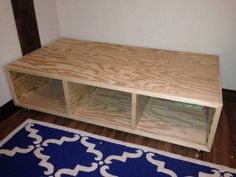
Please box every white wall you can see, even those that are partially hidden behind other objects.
[34,0,60,46]
[57,0,236,90]
[0,0,60,106]
[0,0,22,107]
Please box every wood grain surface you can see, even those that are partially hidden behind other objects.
[137,98,208,145]
[7,38,222,107]
[9,72,47,101]
[9,71,66,113]
[131,94,149,128]
[68,82,95,113]
[73,87,132,128]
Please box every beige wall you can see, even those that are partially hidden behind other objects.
[34,0,60,46]
[0,0,60,106]
[57,0,236,90]
[0,0,22,106]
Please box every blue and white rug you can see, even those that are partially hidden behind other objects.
[0,119,235,177]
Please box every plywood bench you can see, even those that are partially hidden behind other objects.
[6,38,223,151]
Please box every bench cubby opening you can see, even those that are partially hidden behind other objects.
[9,71,67,113]
[136,96,215,145]
[67,82,132,128]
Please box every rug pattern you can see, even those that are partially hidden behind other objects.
[0,120,235,177]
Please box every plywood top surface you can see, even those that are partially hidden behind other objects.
[7,38,222,107]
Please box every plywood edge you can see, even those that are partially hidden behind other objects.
[62,81,72,114]
[133,129,209,152]
[131,94,149,128]
[217,57,223,104]
[15,102,69,118]
[206,105,223,151]
[69,114,209,151]
[70,114,208,151]
[71,113,131,129]
[206,108,216,143]
[131,94,137,129]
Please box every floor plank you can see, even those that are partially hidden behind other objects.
[0,99,235,168]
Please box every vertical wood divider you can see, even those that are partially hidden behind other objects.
[206,105,223,151]
[131,93,149,129]
[206,108,215,143]
[131,93,137,129]
[62,80,72,115]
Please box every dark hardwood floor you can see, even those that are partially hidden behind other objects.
[0,99,235,168]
